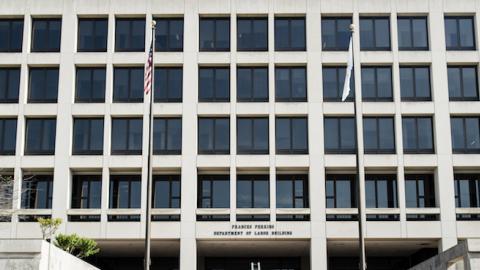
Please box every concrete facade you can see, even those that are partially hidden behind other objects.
[0,0,479,269]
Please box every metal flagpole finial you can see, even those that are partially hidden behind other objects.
[349,24,355,33]
[152,20,156,29]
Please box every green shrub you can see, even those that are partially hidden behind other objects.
[54,233,100,259]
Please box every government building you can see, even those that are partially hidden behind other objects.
[0,0,479,269]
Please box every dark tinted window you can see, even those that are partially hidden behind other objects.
[199,67,230,102]
[0,118,17,155]
[72,118,104,155]
[237,18,268,51]
[323,66,354,102]
[75,67,106,103]
[360,17,390,50]
[237,67,268,102]
[365,175,397,208]
[28,68,59,103]
[445,16,475,50]
[198,175,230,208]
[199,18,230,51]
[447,66,478,101]
[363,117,395,154]
[402,117,434,154]
[276,117,308,154]
[153,118,182,154]
[155,18,183,51]
[454,174,480,208]
[78,18,108,52]
[275,17,306,51]
[397,17,428,50]
[400,66,431,101]
[326,175,356,208]
[237,175,269,208]
[275,67,307,102]
[31,18,61,52]
[153,175,180,208]
[0,19,23,52]
[113,67,144,102]
[71,175,102,209]
[237,118,269,154]
[155,67,182,102]
[405,174,435,208]
[451,117,480,153]
[324,117,356,154]
[0,68,20,103]
[361,66,392,101]
[111,118,143,155]
[321,17,352,51]
[276,174,308,208]
[25,118,56,155]
[198,118,229,154]
[21,175,53,209]
[109,175,141,208]
[115,18,145,52]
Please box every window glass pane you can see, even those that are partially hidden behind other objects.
[275,19,289,49]
[365,180,376,207]
[465,118,480,150]
[90,119,104,151]
[129,68,144,100]
[459,180,471,207]
[215,68,230,100]
[154,181,170,208]
[199,19,214,50]
[374,18,390,48]
[253,19,267,49]
[360,19,374,49]
[275,68,290,99]
[237,68,251,100]
[254,118,268,151]
[170,20,184,50]
[48,20,61,51]
[445,19,458,48]
[323,68,338,99]
[341,118,355,150]
[361,68,375,99]
[237,119,251,151]
[32,20,47,51]
[2,119,17,153]
[130,180,141,208]
[462,67,478,98]
[377,180,388,207]
[363,119,377,150]
[43,120,56,153]
[459,18,474,48]
[276,180,292,208]
[0,21,9,51]
[111,119,127,152]
[291,19,305,49]
[276,118,290,151]
[448,67,461,98]
[405,180,417,207]
[412,18,428,48]
[45,69,59,101]
[400,67,414,98]
[379,118,394,150]
[255,179,269,208]
[336,180,351,208]
[29,69,45,101]
[131,20,145,51]
[214,119,229,151]
[11,21,23,51]
[253,68,268,100]
[94,20,108,50]
[212,180,229,208]
[169,68,183,100]
[198,119,213,152]
[415,67,431,98]
[336,19,351,49]
[129,119,143,152]
[199,69,213,100]
[417,118,433,150]
[237,19,251,50]
[451,118,465,150]
[402,118,417,151]
[292,118,307,151]
[90,179,102,208]
[377,67,392,98]
[168,119,182,152]
[78,20,93,50]
[92,68,106,101]
[26,120,42,153]
[237,180,251,208]
[73,119,88,152]
[324,118,339,150]
[114,68,129,101]
[291,68,306,99]
[215,19,230,50]
[397,19,411,48]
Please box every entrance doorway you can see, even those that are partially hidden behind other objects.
[205,257,301,270]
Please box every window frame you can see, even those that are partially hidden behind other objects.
[154,67,183,103]
[75,67,106,103]
[359,16,391,51]
[24,118,56,155]
[321,17,352,51]
[324,117,357,154]
[275,66,307,102]
[237,117,269,155]
[110,118,143,155]
[72,118,104,155]
[451,117,480,154]
[365,174,398,208]
[454,174,480,208]
[0,67,20,103]
[404,174,436,208]
[31,18,62,52]
[197,175,230,208]
[0,118,17,155]
[71,175,102,209]
[274,17,306,51]
[400,65,432,101]
[397,16,429,51]
[154,17,184,52]
[197,117,230,155]
[236,66,269,102]
[114,18,146,52]
[77,18,108,52]
[322,66,354,102]
[21,175,53,209]
[447,66,479,101]
[153,117,182,155]
[113,67,144,103]
[28,67,59,103]
[276,174,309,208]
[325,174,357,208]
[361,66,393,102]
[402,116,435,154]
[236,17,268,52]
[363,117,396,154]
[199,17,230,52]
[198,67,230,102]
[0,18,24,52]
[152,175,181,208]
[445,16,476,51]
[236,175,270,208]
[275,117,309,155]
[109,175,141,209]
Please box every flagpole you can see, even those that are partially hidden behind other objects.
[350,24,366,270]
[144,20,156,270]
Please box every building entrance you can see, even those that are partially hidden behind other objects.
[205,257,301,270]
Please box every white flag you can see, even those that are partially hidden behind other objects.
[342,36,353,102]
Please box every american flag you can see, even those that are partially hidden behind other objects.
[144,43,153,94]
